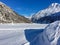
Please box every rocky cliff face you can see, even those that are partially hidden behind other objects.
[0,2,31,23]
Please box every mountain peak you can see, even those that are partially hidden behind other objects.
[52,3,59,6]
[0,2,31,23]
[49,3,60,8]
[31,3,60,23]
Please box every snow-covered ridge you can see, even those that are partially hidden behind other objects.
[45,21,60,45]
[32,3,60,20]
[30,21,60,45]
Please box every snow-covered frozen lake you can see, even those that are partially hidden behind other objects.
[0,23,48,45]
[0,23,48,30]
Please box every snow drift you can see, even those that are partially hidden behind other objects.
[30,21,60,45]
[0,24,47,45]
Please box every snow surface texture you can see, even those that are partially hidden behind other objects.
[0,30,27,45]
[30,21,60,45]
[0,23,47,45]
[0,21,60,45]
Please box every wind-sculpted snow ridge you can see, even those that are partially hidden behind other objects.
[30,21,60,45]
[45,21,60,45]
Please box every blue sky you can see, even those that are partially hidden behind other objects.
[0,0,60,17]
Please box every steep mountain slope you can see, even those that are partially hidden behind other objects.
[30,21,60,45]
[0,2,31,23]
[32,12,60,23]
[31,3,60,23]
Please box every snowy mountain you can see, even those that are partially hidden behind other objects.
[30,21,60,45]
[31,3,60,23]
[32,12,60,23]
[0,2,31,23]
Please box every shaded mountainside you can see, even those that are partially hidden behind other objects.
[32,12,60,23]
[0,2,31,23]
[31,3,60,23]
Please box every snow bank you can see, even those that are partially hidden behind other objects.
[0,23,47,45]
[30,21,60,45]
